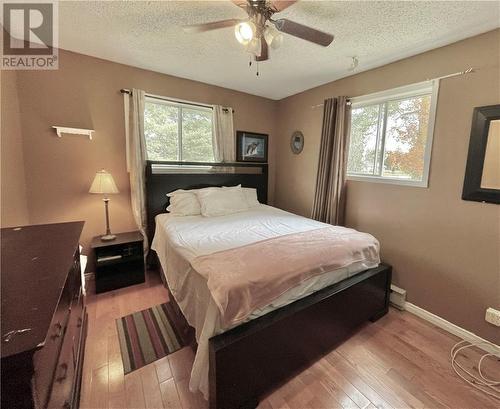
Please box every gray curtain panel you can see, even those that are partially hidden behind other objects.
[311,96,351,225]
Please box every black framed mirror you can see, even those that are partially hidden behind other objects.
[462,104,500,204]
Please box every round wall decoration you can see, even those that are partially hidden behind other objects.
[290,131,304,154]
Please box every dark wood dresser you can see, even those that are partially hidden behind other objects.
[1,222,87,409]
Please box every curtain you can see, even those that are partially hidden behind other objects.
[123,88,148,251]
[311,96,351,225]
[212,105,235,162]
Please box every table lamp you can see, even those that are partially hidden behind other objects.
[89,169,119,241]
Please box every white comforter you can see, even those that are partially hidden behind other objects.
[151,205,379,398]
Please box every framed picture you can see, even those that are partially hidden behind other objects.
[290,131,304,154]
[236,131,268,163]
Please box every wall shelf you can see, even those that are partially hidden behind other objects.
[52,126,95,140]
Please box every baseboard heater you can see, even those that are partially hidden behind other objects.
[390,284,407,310]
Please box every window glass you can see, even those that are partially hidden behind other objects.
[181,107,214,162]
[347,84,435,187]
[348,104,381,175]
[383,95,431,180]
[144,99,214,162]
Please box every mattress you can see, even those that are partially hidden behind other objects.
[151,204,380,398]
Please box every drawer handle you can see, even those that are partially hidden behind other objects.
[52,322,64,339]
[97,255,122,263]
[56,362,69,382]
[77,317,83,328]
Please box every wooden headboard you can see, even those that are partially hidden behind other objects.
[145,160,268,241]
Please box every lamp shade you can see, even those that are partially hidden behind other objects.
[89,170,119,194]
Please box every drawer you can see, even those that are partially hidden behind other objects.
[46,287,85,409]
[68,287,84,367]
[71,309,87,409]
[96,260,145,293]
[33,276,73,408]
[93,236,144,294]
[47,328,76,409]
[69,251,82,301]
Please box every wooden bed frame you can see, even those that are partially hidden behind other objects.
[145,160,392,409]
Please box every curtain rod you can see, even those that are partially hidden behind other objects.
[310,67,475,110]
[311,100,351,110]
[120,89,234,113]
[426,67,474,81]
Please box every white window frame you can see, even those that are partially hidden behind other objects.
[346,80,439,188]
[144,96,214,162]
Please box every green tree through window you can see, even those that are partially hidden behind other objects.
[347,86,434,186]
[144,98,214,162]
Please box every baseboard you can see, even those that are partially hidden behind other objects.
[404,302,499,354]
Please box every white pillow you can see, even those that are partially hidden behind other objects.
[197,188,249,217]
[167,187,217,197]
[166,192,200,216]
[242,187,260,207]
[223,185,260,207]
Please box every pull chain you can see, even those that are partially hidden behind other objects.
[248,56,260,77]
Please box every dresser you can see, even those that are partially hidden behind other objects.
[1,222,87,409]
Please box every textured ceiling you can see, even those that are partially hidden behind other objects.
[57,1,500,100]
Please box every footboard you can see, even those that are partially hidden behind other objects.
[208,263,392,409]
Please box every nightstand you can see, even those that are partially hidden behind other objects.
[91,231,145,293]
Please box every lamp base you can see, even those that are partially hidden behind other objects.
[100,234,116,241]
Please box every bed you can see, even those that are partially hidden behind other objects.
[146,161,392,409]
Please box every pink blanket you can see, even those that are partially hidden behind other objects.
[190,226,380,328]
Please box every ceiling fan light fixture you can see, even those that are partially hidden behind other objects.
[187,1,335,64]
[264,25,283,49]
[235,21,255,45]
[246,37,262,57]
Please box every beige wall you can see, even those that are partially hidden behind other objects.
[2,31,498,342]
[275,30,500,342]
[1,70,29,227]
[3,49,277,255]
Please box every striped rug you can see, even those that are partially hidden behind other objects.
[116,303,186,374]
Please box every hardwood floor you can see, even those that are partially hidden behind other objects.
[80,270,499,409]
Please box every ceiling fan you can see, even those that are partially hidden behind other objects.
[183,0,334,62]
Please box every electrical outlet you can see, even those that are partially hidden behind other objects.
[485,307,500,326]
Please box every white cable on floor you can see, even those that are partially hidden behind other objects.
[450,339,500,400]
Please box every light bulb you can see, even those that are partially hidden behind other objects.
[270,32,283,49]
[246,37,261,57]
[235,21,255,45]
[264,26,283,49]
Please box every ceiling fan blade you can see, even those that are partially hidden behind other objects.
[274,18,334,46]
[255,39,269,61]
[183,19,241,33]
[270,1,298,12]
[231,0,248,8]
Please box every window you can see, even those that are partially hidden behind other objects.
[144,97,215,162]
[347,81,438,187]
